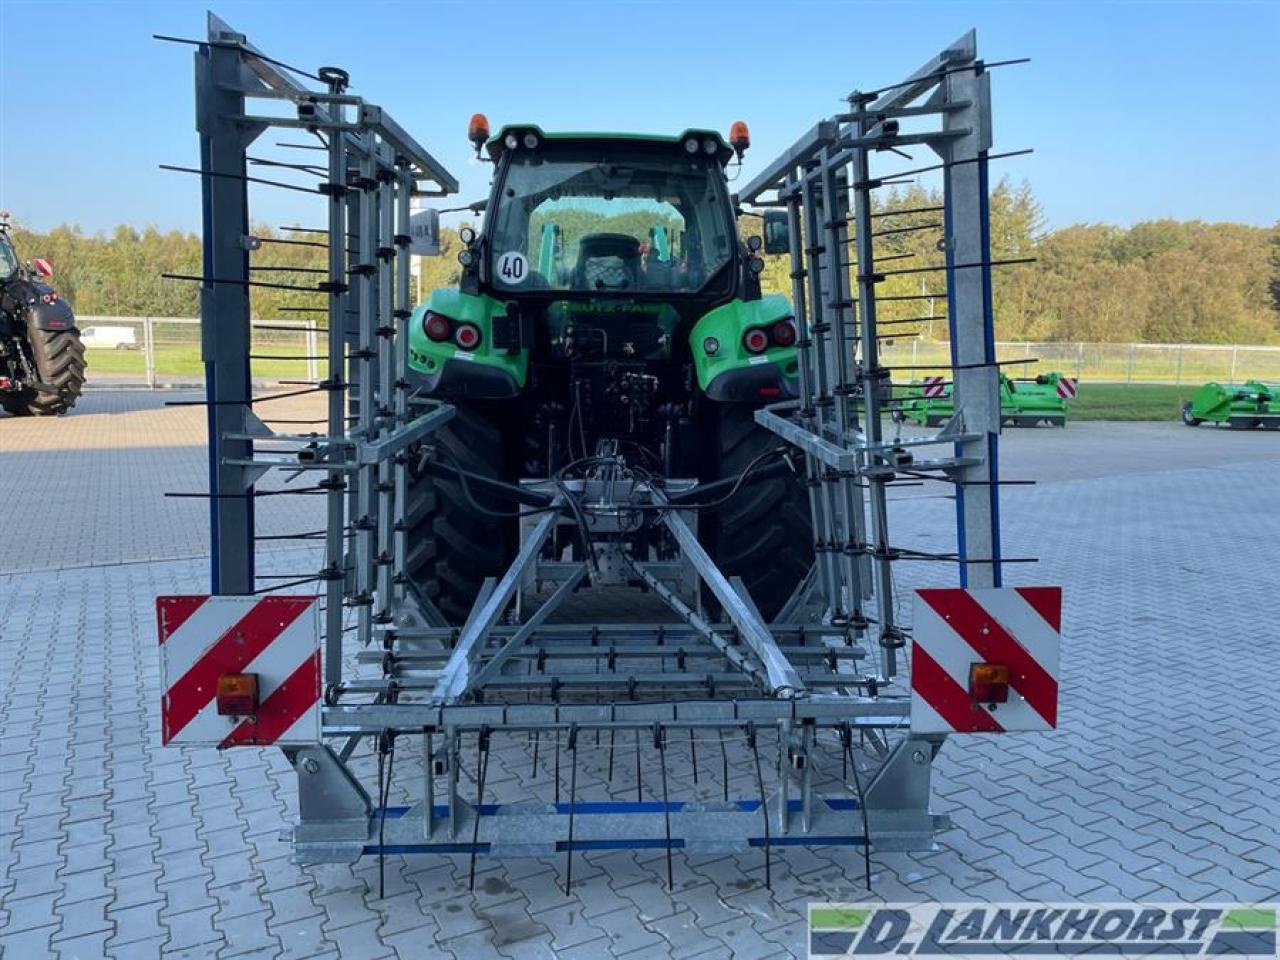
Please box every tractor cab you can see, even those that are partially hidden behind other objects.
[408,124,796,409]
[476,126,742,301]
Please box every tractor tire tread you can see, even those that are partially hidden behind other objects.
[704,405,812,621]
[4,328,86,416]
[404,406,515,623]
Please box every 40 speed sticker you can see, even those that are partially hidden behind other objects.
[497,251,528,284]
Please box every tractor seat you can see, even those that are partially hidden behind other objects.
[575,233,640,290]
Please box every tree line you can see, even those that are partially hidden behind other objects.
[10,180,1279,345]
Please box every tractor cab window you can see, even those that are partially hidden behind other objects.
[0,237,18,282]
[488,149,733,295]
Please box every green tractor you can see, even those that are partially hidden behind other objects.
[896,371,1076,428]
[1181,380,1279,429]
[404,123,810,623]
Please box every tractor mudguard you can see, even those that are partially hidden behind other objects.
[703,361,799,402]
[690,295,799,401]
[28,292,76,331]
[407,290,529,397]
[417,356,520,398]
[1,279,76,331]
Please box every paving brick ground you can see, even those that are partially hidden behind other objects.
[2,394,1278,958]
[0,391,324,575]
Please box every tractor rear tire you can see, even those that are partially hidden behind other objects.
[702,404,813,622]
[2,328,86,416]
[403,405,518,624]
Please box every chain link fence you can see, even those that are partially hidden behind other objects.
[74,316,1280,389]
[876,339,1280,384]
[76,316,321,388]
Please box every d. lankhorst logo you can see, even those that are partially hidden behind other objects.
[809,903,1278,959]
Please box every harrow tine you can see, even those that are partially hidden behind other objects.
[467,726,492,892]
[553,728,561,805]
[689,728,699,788]
[564,724,579,895]
[634,730,643,803]
[842,723,873,891]
[746,723,771,891]
[720,730,730,803]
[655,724,674,891]
[376,731,396,899]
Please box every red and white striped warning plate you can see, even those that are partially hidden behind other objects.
[922,376,947,398]
[1056,377,1078,399]
[910,587,1061,734]
[32,258,53,278]
[157,595,321,747]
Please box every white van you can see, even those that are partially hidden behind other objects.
[79,325,139,350]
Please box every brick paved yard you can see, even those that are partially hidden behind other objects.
[2,393,1278,958]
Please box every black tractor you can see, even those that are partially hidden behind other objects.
[0,213,85,416]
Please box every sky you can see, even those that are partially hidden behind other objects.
[1,0,1277,237]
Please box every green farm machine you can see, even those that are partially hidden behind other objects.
[896,371,1078,427]
[1181,380,1279,429]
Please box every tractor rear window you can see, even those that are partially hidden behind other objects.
[488,150,734,295]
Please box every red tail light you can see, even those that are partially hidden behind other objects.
[743,328,769,354]
[771,319,797,347]
[455,322,482,350]
[969,663,1010,704]
[424,311,452,342]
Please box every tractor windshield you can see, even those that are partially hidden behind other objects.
[488,149,734,295]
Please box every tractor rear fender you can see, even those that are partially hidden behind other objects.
[10,282,76,331]
[407,289,528,398]
[690,294,799,401]
[28,296,76,331]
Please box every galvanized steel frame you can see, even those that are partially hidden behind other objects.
[188,19,1002,879]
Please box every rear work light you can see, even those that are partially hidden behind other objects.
[424,311,452,342]
[455,322,482,350]
[969,662,1010,704]
[771,319,797,347]
[216,673,258,716]
[743,327,769,354]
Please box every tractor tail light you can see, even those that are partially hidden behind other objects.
[216,673,258,716]
[455,323,481,350]
[969,663,1010,704]
[743,328,769,354]
[771,319,797,347]
[424,311,452,342]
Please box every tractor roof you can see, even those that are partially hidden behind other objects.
[487,125,734,164]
